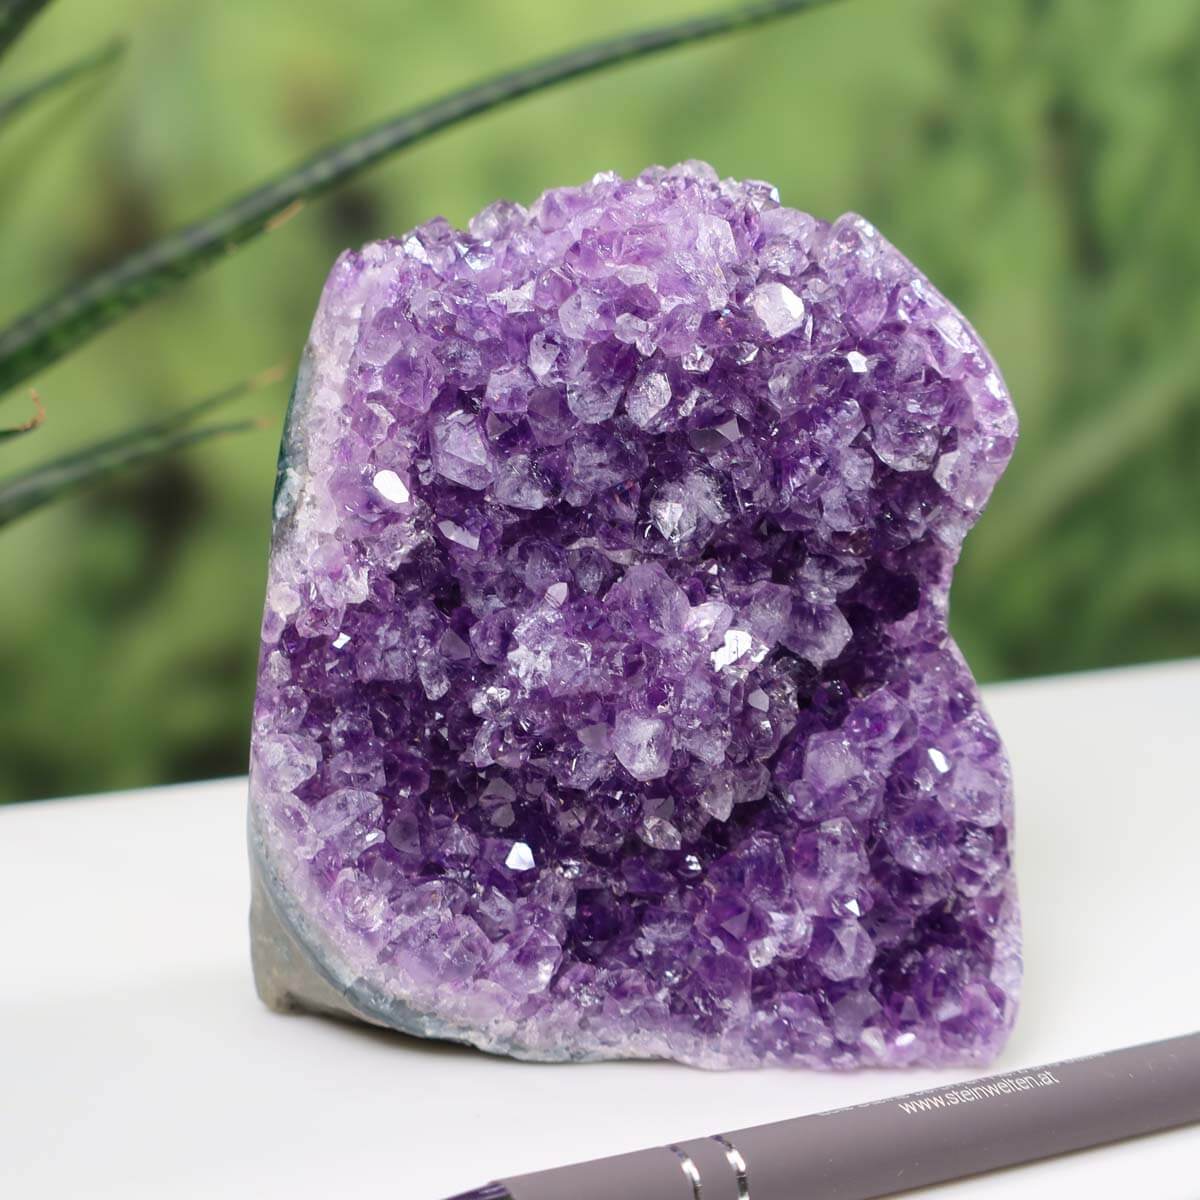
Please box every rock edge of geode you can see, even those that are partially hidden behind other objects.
[250,817,596,1062]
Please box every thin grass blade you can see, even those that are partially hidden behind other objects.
[0,418,260,526]
[0,365,283,526]
[0,0,836,395]
[0,37,123,128]
[0,82,101,218]
[0,0,53,64]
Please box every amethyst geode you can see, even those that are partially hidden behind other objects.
[248,162,1020,1069]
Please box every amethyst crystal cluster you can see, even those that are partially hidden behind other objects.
[249,162,1020,1069]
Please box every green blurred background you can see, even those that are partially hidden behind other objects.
[2,0,1198,804]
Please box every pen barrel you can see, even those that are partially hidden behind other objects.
[500,1032,1200,1200]
[725,1031,1200,1200]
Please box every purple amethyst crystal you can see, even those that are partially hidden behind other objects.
[248,162,1020,1069]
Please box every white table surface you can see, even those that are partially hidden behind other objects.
[2,659,1198,1199]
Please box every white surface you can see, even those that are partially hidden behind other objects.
[2,660,1198,1200]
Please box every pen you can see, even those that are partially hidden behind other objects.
[444,1030,1199,1200]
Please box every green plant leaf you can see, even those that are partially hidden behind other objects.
[0,0,836,395]
[0,389,43,440]
[0,365,283,527]
[0,0,53,64]
[0,37,123,129]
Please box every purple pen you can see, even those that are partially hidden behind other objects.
[443,1031,1199,1200]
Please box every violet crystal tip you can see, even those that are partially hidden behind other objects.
[248,161,1020,1070]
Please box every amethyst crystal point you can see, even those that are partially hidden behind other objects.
[248,162,1020,1069]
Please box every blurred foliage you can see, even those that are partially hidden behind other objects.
[1,0,1197,803]
[0,0,824,393]
[0,368,281,526]
[0,2,820,527]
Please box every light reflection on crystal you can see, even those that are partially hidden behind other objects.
[505,841,536,871]
[372,469,410,504]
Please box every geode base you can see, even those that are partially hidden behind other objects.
[250,817,570,1059]
[250,851,368,1028]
